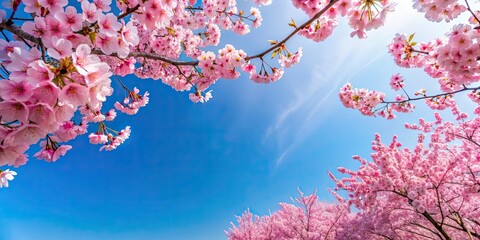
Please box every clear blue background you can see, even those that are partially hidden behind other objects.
[0,1,471,239]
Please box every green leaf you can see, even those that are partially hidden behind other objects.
[408,33,415,43]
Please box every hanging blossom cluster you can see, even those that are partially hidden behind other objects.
[292,0,396,40]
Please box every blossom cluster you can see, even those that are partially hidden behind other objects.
[0,41,138,175]
[292,0,395,40]
[338,83,385,116]
[227,191,352,240]
[328,113,480,239]
[0,0,277,186]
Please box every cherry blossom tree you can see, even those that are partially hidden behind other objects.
[226,0,480,239]
[227,115,480,239]
[328,114,480,239]
[226,191,352,240]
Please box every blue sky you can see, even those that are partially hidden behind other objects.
[0,1,469,239]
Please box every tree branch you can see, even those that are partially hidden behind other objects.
[382,86,480,105]
[117,4,141,20]
[245,0,339,61]
[0,20,41,45]
[465,0,480,26]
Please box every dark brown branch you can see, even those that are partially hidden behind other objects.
[452,133,480,148]
[95,50,199,66]
[393,190,452,240]
[465,0,480,26]
[117,4,141,20]
[1,19,199,67]
[420,211,452,240]
[399,227,437,240]
[0,20,41,45]
[245,0,339,61]
[411,222,444,239]
[1,1,340,71]
[382,86,480,105]
[0,30,10,42]
[412,49,429,55]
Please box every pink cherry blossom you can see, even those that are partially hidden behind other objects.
[0,101,29,123]
[55,6,83,32]
[0,169,17,188]
[38,0,68,14]
[82,1,102,23]
[58,83,89,107]
[0,80,33,102]
[389,73,404,91]
[34,138,72,162]
[278,48,302,68]
[5,124,45,146]
[46,37,73,60]
[98,13,122,37]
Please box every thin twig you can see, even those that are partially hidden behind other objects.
[465,0,480,25]
[382,86,480,105]
[245,0,339,61]
[117,4,141,20]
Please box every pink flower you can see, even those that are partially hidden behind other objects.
[34,140,72,162]
[253,0,271,5]
[27,60,54,85]
[95,33,119,55]
[46,37,73,60]
[45,15,67,38]
[105,109,116,121]
[98,13,122,37]
[52,145,72,161]
[55,6,83,32]
[89,133,108,144]
[0,144,28,166]
[28,102,57,131]
[114,57,136,76]
[72,44,103,76]
[389,74,405,91]
[12,154,28,168]
[21,17,47,38]
[0,80,33,102]
[32,81,60,107]
[5,124,45,146]
[38,0,67,14]
[82,1,102,23]
[58,83,89,107]
[55,102,76,122]
[121,21,139,47]
[0,169,17,188]
[23,0,41,14]
[0,39,26,60]
[114,87,149,114]
[116,126,131,143]
[0,101,29,123]
[93,0,111,12]
[278,48,302,68]
[54,121,78,141]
